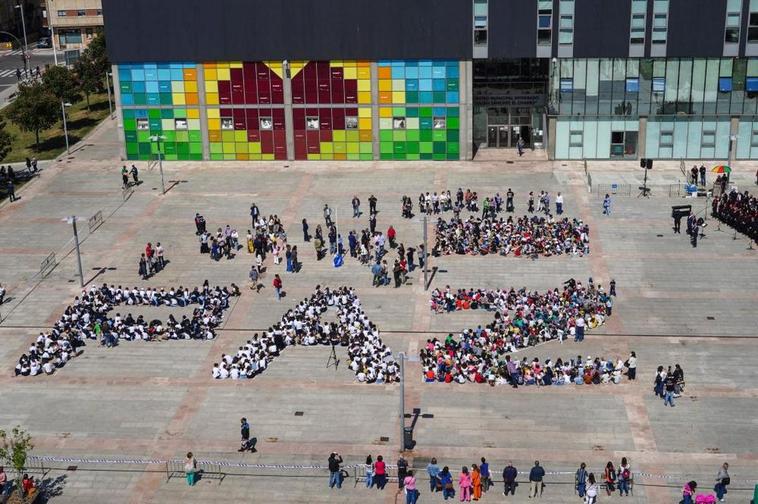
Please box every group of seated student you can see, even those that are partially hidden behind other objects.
[712,188,758,241]
[432,214,590,258]
[212,285,398,383]
[15,282,238,377]
[421,345,630,386]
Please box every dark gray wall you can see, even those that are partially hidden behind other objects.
[103,0,473,63]
[667,0,726,57]
[573,0,631,57]
[488,0,537,58]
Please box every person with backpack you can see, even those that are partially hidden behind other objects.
[480,457,491,493]
[238,417,256,452]
[617,457,631,496]
[575,462,588,498]
[426,458,440,493]
[585,473,599,504]
[439,466,454,499]
[682,481,698,504]
[714,462,730,502]
[603,461,616,495]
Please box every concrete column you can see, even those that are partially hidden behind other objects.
[283,61,295,161]
[547,117,557,160]
[371,61,380,160]
[111,64,126,161]
[460,60,473,160]
[195,64,210,161]
[638,117,647,159]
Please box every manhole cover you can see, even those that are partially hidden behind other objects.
[380,436,389,442]
[421,413,434,419]
[294,411,304,416]
[656,234,664,237]
[506,161,514,164]
[706,316,715,320]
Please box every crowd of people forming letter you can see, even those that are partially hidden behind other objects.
[422,278,619,385]
[712,188,757,241]
[15,282,238,377]
[212,286,398,383]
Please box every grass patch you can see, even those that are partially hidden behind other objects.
[0,92,112,163]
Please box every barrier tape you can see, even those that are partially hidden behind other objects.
[27,456,757,483]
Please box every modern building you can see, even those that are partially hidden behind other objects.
[103,0,758,161]
[44,0,103,52]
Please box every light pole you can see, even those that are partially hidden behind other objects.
[14,3,28,73]
[398,352,405,452]
[61,101,71,153]
[149,135,167,194]
[422,215,429,290]
[66,216,84,287]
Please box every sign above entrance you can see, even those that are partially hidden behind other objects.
[474,91,546,108]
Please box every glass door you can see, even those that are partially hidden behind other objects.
[487,125,510,147]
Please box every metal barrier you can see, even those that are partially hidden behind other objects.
[668,183,683,198]
[87,210,103,233]
[165,460,225,485]
[593,183,632,197]
[23,458,49,478]
[353,463,398,487]
[39,252,56,278]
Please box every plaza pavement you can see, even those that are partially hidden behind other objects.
[0,118,756,503]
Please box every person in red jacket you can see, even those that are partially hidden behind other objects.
[272,274,282,301]
[387,225,397,248]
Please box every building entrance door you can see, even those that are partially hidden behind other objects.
[487,125,509,148]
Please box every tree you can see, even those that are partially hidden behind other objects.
[84,33,110,76]
[0,425,34,483]
[6,81,60,148]
[74,54,101,111]
[42,65,81,104]
[0,116,13,162]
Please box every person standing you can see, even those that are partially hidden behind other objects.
[121,166,129,188]
[369,212,377,234]
[528,192,535,213]
[387,225,397,248]
[238,417,252,452]
[364,455,374,488]
[585,473,599,504]
[471,464,482,500]
[610,279,617,297]
[6,179,15,202]
[673,209,683,234]
[617,457,631,496]
[155,242,165,270]
[249,265,260,292]
[714,462,730,502]
[139,254,149,279]
[506,188,514,212]
[691,219,700,248]
[700,164,706,186]
[291,246,299,273]
[664,372,676,407]
[250,203,260,229]
[574,315,585,342]
[528,460,545,498]
[302,218,310,242]
[555,192,564,215]
[602,194,612,215]
[184,452,197,486]
[575,462,588,498]
[374,455,387,489]
[352,195,361,217]
[369,194,378,214]
[130,164,139,185]
[0,283,6,305]
[517,136,525,156]
[682,481,697,504]
[328,452,344,489]
[427,458,441,493]
[458,466,472,502]
[272,274,282,301]
[439,466,454,499]
[404,470,419,504]
[480,457,491,493]
[397,455,408,489]
[627,351,637,380]
[502,461,517,496]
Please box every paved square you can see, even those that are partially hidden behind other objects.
[0,121,756,503]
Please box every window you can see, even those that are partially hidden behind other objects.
[96,9,102,15]
[57,10,67,16]
[174,119,188,130]
[77,9,86,16]
[747,76,758,91]
[560,78,574,92]
[611,132,626,157]
[719,77,733,92]
[652,77,666,93]
[474,0,488,47]
[725,13,741,43]
[59,29,82,44]
[433,117,446,129]
[626,78,640,93]
[652,0,669,45]
[559,15,574,44]
[569,130,583,147]
[537,1,552,46]
[393,117,406,129]
[306,117,319,130]
[630,0,647,45]
[474,29,488,45]
[345,117,358,129]
[221,118,233,130]
[136,119,149,130]
[702,130,716,148]
[259,117,273,130]
[750,12,758,42]
[660,131,674,147]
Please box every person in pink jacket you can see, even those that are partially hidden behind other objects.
[458,466,472,502]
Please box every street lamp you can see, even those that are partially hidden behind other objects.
[149,135,166,194]
[65,216,84,287]
[61,101,71,153]
[14,3,28,73]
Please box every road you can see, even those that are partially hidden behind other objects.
[0,45,57,90]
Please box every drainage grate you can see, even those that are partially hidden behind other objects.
[380,436,389,442]
[421,413,434,419]
[66,465,78,471]
[656,234,664,237]
[294,411,304,416]
[506,161,514,164]
[706,316,715,320]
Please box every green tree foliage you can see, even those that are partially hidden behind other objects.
[74,33,110,111]
[6,81,60,148]
[0,425,34,482]
[0,116,13,162]
[42,64,81,104]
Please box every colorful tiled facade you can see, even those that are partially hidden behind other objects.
[116,60,463,161]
